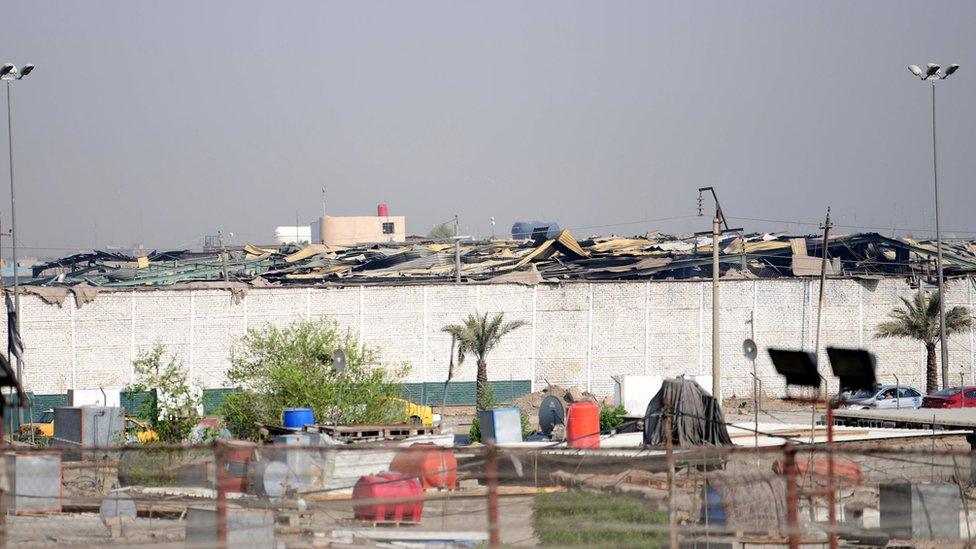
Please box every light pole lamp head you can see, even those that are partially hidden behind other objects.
[0,63,14,78]
[926,63,942,77]
[908,64,923,78]
[18,64,34,78]
[944,63,960,78]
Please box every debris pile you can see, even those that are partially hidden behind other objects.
[22,230,976,288]
[510,385,611,431]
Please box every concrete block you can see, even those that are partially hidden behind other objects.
[186,507,275,548]
[4,452,62,515]
[880,482,961,540]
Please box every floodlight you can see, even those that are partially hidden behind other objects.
[0,64,14,77]
[18,64,34,77]
[926,63,941,77]
[768,348,821,388]
[908,64,923,77]
[826,347,877,392]
[944,63,960,77]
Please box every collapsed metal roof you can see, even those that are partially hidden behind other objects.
[25,230,976,288]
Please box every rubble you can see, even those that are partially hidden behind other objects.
[509,385,612,431]
[22,229,976,290]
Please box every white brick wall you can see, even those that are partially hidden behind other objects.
[6,277,975,398]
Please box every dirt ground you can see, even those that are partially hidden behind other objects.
[4,495,539,547]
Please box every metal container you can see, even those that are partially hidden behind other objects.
[478,407,522,444]
[5,452,62,515]
[53,406,125,460]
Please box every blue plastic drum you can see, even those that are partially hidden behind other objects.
[282,408,315,429]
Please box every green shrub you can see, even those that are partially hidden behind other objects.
[533,490,667,547]
[220,320,406,439]
[600,405,627,432]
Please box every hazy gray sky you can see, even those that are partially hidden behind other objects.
[0,1,973,255]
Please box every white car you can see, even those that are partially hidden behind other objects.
[838,384,923,410]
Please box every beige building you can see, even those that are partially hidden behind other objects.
[311,215,406,246]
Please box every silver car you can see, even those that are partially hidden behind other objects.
[839,384,923,410]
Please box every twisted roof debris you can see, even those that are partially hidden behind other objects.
[24,230,976,289]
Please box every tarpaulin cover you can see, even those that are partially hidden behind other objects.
[643,378,732,446]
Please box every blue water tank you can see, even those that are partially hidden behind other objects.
[282,408,315,429]
[511,221,561,240]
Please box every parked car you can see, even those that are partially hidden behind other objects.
[837,384,923,410]
[921,386,976,408]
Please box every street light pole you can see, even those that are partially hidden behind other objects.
[908,62,958,389]
[2,63,33,409]
[930,81,950,390]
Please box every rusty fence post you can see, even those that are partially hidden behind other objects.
[784,443,799,549]
[215,440,228,548]
[664,398,678,549]
[486,444,500,547]
[826,406,837,549]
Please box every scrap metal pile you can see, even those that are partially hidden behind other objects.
[26,230,976,288]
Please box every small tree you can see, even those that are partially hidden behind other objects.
[442,313,528,409]
[427,223,454,241]
[127,344,202,442]
[220,319,406,439]
[875,289,972,394]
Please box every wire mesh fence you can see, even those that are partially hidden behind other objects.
[0,433,975,546]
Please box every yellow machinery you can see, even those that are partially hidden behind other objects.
[19,409,54,438]
[388,398,439,427]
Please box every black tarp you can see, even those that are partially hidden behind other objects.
[643,378,732,446]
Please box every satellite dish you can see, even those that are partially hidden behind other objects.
[332,349,347,373]
[742,339,758,361]
[538,395,565,436]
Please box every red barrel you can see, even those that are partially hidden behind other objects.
[377,203,389,217]
[566,402,601,448]
[390,444,458,490]
[220,440,256,493]
[353,471,424,523]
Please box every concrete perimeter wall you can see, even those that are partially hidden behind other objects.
[7,278,976,398]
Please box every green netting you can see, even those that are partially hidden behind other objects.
[29,393,68,412]
[202,388,238,414]
[121,390,154,417]
[401,380,531,406]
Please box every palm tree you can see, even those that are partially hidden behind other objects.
[875,289,972,394]
[442,313,528,409]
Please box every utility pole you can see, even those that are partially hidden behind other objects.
[698,187,732,403]
[218,230,230,284]
[712,213,721,402]
[814,207,832,369]
[454,215,461,283]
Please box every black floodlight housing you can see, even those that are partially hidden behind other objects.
[768,348,821,388]
[826,347,877,393]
